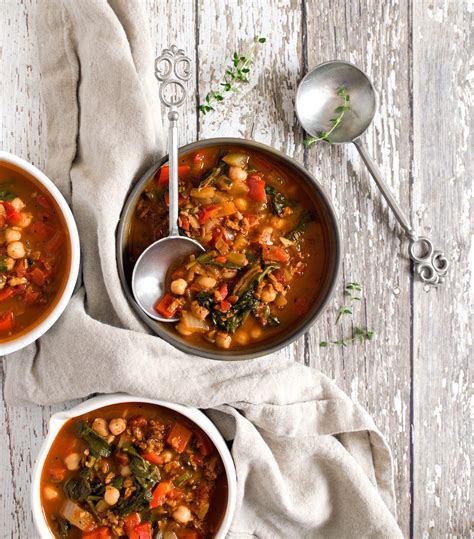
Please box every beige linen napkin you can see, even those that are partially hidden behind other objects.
[4,1,402,538]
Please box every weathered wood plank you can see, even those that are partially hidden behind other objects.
[196,0,305,362]
[412,1,472,537]
[304,1,412,535]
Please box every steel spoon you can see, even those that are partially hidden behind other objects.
[132,46,204,322]
[296,60,448,285]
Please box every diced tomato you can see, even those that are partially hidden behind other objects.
[154,293,180,318]
[115,452,129,466]
[193,152,205,164]
[48,466,66,482]
[46,230,65,253]
[247,173,266,202]
[214,282,228,301]
[194,431,212,457]
[150,481,173,508]
[141,450,163,466]
[219,299,232,313]
[262,245,289,264]
[132,522,152,539]
[82,528,112,539]
[294,297,310,316]
[124,512,141,538]
[36,193,51,209]
[1,202,22,225]
[31,221,54,241]
[167,422,192,453]
[155,164,190,186]
[0,288,14,302]
[30,267,48,286]
[198,205,220,225]
[25,290,41,305]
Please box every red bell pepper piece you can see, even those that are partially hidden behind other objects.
[46,230,65,254]
[36,193,51,209]
[30,267,48,286]
[0,311,15,333]
[1,202,22,225]
[141,450,164,466]
[156,164,190,186]
[82,528,112,539]
[219,299,232,313]
[133,522,152,539]
[150,480,173,508]
[247,173,266,202]
[262,245,289,264]
[198,205,220,225]
[167,422,192,453]
[154,293,180,319]
[0,288,14,302]
[31,221,55,241]
[124,512,141,538]
[214,256,226,264]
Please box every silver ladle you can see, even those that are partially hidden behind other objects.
[296,60,448,285]
[132,46,204,322]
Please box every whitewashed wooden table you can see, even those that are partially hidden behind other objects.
[0,1,471,537]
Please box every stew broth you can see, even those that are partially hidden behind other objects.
[40,403,228,539]
[126,146,329,350]
[0,161,70,341]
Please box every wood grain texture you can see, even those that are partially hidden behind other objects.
[411,1,472,537]
[0,0,471,538]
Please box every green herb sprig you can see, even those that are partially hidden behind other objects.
[199,37,266,114]
[304,86,351,146]
[320,327,375,347]
[335,282,362,323]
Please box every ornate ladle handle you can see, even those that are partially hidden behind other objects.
[154,45,191,238]
[353,138,449,285]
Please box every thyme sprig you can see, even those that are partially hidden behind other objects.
[199,36,266,114]
[304,86,351,146]
[320,281,375,347]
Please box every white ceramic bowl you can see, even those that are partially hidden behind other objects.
[31,393,237,538]
[0,151,80,355]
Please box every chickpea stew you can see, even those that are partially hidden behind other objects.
[40,403,228,539]
[126,146,331,351]
[0,161,70,341]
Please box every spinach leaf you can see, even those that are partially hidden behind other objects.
[76,421,112,457]
[285,211,314,242]
[116,485,153,517]
[0,191,17,201]
[198,164,224,188]
[63,475,91,502]
[129,456,160,487]
[55,518,70,539]
[263,305,281,327]
[0,255,8,273]
[265,185,292,217]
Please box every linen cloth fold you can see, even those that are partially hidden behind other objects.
[4,1,402,537]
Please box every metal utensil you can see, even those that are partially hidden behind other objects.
[132,46,204,322]
[296,60,448,285]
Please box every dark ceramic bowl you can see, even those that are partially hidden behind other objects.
[117,138,341,359]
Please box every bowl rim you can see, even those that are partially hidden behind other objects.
[0,150,81,355]
[116,137,342,360]
[31,393,237,539]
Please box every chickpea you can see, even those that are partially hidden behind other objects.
[216,332,232,349]
[11,197,25,212]
[5,228,21,243]
[17,212,32,228]
[261,284,277,303]
[64,452,81,471]
[271,216,286,229]
[43,485,59,501]
[170,278,187,296]
[104,485,120,506]
[4,257,15,271]
[120,465,132,477]
[172,505,192,524]
[234,197,248,212]
[234,330,249,346]
[92,417,109,437]
[228,166,248,182]
[250,327,263,340]
[7,241,25,259]
[109,418,127,436]
[176,322,193,336]
[195,276,217,289]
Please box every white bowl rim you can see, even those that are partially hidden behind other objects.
[31,393,237,539]
[0,150,80,355]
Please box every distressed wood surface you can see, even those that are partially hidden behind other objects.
[0,1,471,538]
